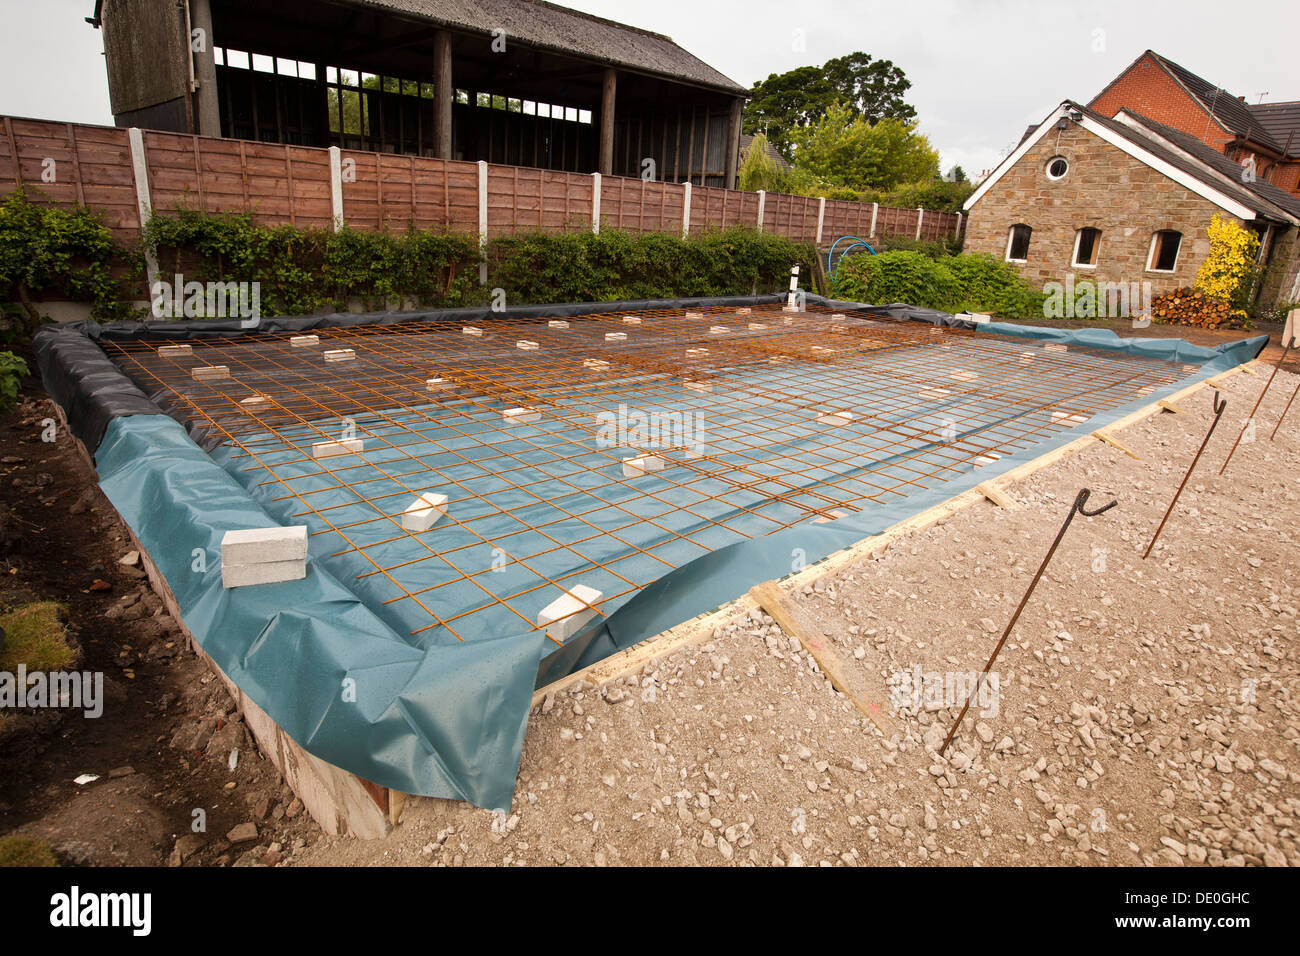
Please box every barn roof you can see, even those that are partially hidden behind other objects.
[336,0,747,95]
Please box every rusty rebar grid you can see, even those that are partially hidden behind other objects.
[102,303,1189,645]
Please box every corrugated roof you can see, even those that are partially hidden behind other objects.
[1251,101,1300,157]
[1148,51,1282,152]
[334,0,746,94]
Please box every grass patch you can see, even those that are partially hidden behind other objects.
[0,834,59,866]
[0,602,74,672]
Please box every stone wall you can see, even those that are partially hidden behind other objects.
[965,121,1238,314]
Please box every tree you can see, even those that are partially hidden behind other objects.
[945,165,967,183]
[743,66,839,159]
[737,133,784,193]
[789,105,939,192]
[743,53,917,160]
[822,53,916,124]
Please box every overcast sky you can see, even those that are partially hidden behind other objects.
[3,0,1299,178]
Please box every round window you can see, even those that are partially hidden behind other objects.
[1046,157,1069,180]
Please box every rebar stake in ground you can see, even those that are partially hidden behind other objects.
[939,487,1118,757]
[1144,390,1226,559]
[1220,336,1294,475]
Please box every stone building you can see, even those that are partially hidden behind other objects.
[962,101,1300,314]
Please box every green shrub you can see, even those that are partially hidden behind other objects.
[833,250,1043,317]
[488,227,815,304]
[945,253,1045,317]
[0,351,26,411]
[833,250,961,309]
[0,188,133,331]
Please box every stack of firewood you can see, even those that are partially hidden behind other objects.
[1150,287,1238,328]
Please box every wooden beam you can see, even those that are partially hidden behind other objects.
[976,481,1016,509]
[1093,429,1140,459]
[724,97,743,189]
[599,68,616,176]
[1157,399,1186,414]
[749,581,898,739]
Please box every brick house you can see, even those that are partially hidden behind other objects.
[961,100,1300,314]
[1089,50,1299,199]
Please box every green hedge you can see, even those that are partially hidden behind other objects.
[489,228,816,304]
[1,191,818,331]
[0,188,134,329]
[833,250,1044,317]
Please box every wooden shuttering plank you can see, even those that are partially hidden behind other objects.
[748,580,898,739]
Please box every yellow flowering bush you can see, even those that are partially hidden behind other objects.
[1194,214,1259,311]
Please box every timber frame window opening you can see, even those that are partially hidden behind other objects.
[1146,230,1182,273]
[1072,227,1102,268]
[1006,224,1032,262]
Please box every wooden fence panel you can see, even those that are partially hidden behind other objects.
[0,115,964,253]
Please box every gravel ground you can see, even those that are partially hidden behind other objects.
[295,366,1299,867]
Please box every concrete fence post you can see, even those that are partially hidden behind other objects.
[869,202,878,239]
[755,189,767,233]
[815,196,826,245]
[954,212,963,240]
[477,160,489,284]
[128,128,160,290]
[681,182,692,238]
[591,172,601,234]
[915,207,924,242]
[328,146,344,233]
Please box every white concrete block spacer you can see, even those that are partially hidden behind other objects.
[683,380,713,393]
[605,331,627,342]
[157,344,192,358]
[313,439,365,458]
[685,311,703,319]
[622,315,641,324]
[536,584,604,642]
[221,525,308,566]
[1044,343,1068,353]
[748,323,767,330]
[402,492,448,532]
[221,559,306,588]
[583,359,610,370]
[817,410,855,426]
[622,455,665,478]
[503,407,541,424]
[950,369,979,382]
[323,348,356,363]
[709,325,729,334]
[289,334,319,347]
[517,340,539,350]
[191,365,230,381]
[463,326,483,336]
[548,320,570,329]
[735,307,752,315]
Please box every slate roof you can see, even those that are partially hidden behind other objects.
[1251,101,1300,157]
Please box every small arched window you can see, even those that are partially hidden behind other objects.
[1073,227,1102,267]
[1006,224,1032,262]
[1147,230,1182,272]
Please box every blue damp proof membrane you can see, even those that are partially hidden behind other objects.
[207,328,1194,653]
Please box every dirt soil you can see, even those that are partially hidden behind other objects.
[0,367,320,866]
[297,364,1300,867]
